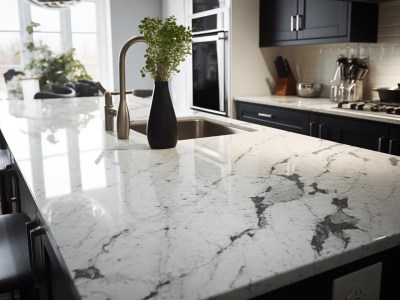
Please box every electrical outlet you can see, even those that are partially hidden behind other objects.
[331,262,382,300]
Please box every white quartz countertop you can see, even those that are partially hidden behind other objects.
[0,96,400,299]
[234,95,400,125]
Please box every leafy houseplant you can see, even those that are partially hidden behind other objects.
[139,16,192,82]
[23,22,92,91]
[138,16,192,149]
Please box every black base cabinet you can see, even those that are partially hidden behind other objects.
[259,0,378,47]
[236,101,400,156]
[312,113,390,153]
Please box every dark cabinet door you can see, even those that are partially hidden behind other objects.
[318,114,389,153]
[259,0,297,46]
[388,124,400,156]
[259,0,378,46]
[297,0,348,41]
[236,101,311,135]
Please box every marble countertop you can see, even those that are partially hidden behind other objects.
[0,96,400,299]
[234,95,400,125]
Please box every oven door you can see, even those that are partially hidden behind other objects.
[191,32,226,116]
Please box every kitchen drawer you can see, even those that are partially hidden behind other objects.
[236,101,310,135]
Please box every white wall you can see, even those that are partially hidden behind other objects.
[109,0,162,91]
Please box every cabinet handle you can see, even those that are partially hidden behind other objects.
[258,113,273,119]
[389,138,397,154]
[30,226,47,285]
[309,122,315,136]
[318,124,325,139]
[378,137,386,152]
[5,164,20,213]
[296,15,303,31]
[290,16,295,32]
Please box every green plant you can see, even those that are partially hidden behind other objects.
[23,22,92,91]
[138,16,192,82]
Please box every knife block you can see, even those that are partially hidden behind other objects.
[275,73,297,96]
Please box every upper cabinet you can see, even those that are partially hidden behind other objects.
[259,0,379,47]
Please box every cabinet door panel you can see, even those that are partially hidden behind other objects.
[298,0,348,40]
[319,115,389,152]
[259,0,297,46]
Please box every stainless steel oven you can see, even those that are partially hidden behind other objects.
[191,8,229,116]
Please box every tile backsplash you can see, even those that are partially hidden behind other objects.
[262,0,400,100]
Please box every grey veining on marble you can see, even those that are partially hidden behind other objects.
[0,96,399,300]
[234,95,400,125]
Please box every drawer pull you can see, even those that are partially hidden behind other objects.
[309,122,315,136]
[318,124,325,139]
[378,137,386,152]
[389,138,397,154]
[258,113,273,118]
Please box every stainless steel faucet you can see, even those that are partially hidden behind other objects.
[104,90,132,132]
[97,81,136,133]
[117,36,146,139]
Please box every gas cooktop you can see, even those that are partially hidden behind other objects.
[337,101,400,116]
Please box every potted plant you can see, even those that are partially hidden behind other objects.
[138,16,192,149]
[23,22,92,92]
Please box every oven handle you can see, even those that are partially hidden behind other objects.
[217,31,226,113]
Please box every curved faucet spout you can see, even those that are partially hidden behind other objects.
[117,35,146,139]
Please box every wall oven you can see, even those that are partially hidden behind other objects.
[190,8,229,116]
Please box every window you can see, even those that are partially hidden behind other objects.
[0,0,22,97]
[0,0,111,99]
[70,1,99,80]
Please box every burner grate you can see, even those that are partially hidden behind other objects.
[337,101,400,115]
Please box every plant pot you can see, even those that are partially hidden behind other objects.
[147,81,178,149]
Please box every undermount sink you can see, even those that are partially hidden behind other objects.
[130,117,255,140]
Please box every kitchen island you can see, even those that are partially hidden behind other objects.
[0,95,399,299]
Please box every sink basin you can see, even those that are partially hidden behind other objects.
[130,117,255,140]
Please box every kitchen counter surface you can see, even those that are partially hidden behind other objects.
[0,96,400,299]
[234,95,400,125]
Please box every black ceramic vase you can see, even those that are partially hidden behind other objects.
[147,81,178,149]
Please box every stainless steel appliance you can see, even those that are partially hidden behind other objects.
[190,8,229,116]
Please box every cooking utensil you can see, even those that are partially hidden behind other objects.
[356,64,368,81]
[374,85,400,102]
[337,55,347,80]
